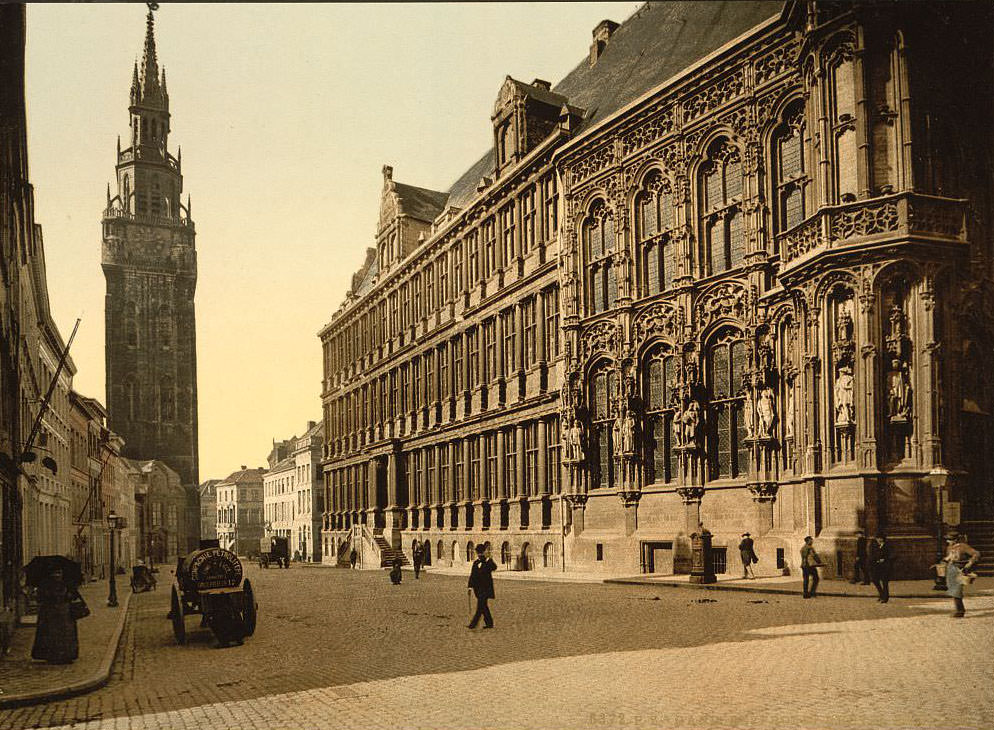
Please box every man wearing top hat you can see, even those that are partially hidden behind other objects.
[738,533,758,579]
[467,544,498,629]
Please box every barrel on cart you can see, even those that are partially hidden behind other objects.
[170,547,257,647]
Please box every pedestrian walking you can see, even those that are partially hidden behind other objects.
[739,533,758,579]
[800,536,822,599]
[31,565,85,664]
[467,544,497,629]
[349,547,358,569]
[389,557,403,585]
[413,542,423,579]
[851,529,870,584]
[869,534,892,603]
[942,533,980,618]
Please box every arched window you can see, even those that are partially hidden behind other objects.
[125,375,138,421]
[636,170,677,296]
[828,40,858,202]
[158,303,171,349]
[122,175,131,212]
[699,140,745,275]
[706,330,748,479]
[160,378,174,421]
[644,347,679,484]
[772,104,809,234]
[589,361,617,489]
[584,201,616,314]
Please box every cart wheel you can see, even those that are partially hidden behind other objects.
[170,586,186,644]
[242,578,257,636]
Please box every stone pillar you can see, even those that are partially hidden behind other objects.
[747,482,778,537]
[677,486,705,534]
[565,493,587,535]
[619,490,640,535]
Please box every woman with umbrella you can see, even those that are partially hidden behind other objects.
[26,555,86,664]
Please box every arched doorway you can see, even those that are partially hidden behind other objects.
[500,541,511,567]
[543,542,555,568]
[466,541,475,562]
[521,542,532,571]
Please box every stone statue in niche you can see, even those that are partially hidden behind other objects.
[742,388,756,440]
[836,300,854,344]
[784,382,795,440]
[834,365,855,426]
[887,364,913,423]
[563,417,584,464]
[757,387,776,439]
[612,406,636,457]
[682,400,701,448]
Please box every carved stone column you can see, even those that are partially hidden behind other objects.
[676,486,705,533]
[563,493,588,535]
[748,482,779,537]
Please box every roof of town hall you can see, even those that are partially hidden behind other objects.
[446,0,784,208]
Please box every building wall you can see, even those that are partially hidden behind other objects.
[320,2,994,579]
[216,469,265,557]
[293,423,323,562]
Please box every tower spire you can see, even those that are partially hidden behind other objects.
[138,5,163,106]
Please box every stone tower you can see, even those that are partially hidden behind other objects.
[102,8,198,486]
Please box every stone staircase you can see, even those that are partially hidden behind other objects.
[961,521,994,576]
[373,532,408,568]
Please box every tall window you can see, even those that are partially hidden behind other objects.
[413,273,422,320]
[542,174,558,241]
[521,188,536,255]
[412,357,421,411]
[438,344,449,401]
[523,422,539,495]
[467,328,480,390]
[830,41,858,202]
[439,445,450,503]
[523,297,537,369]
[700,139,745,275]
[589,362,617,489]
[637,170,676,296]
[454,441,464,501]
[425,265,436,313]
[584,200,616,314]
[502,309,516,377]
[453,336,464,394]
[645,350,679,484]
[547,416,561,493]
[504,427,517,495]
[707,331,748,480]
[468,437,480,500]
[425,351,435,405]
[437,255,448,307]
[452,242,463,296]
[467,230,479,284]
[160,378,174,420]
[483,219,497,277]
[483,318,497,382]
[544,286,560,360]
[125,301,139,347]
[500,203,516,264]
[774,105,809,234]
[485,433,498,499]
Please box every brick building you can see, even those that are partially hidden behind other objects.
[216,467,265,557]
[320,0,992,579]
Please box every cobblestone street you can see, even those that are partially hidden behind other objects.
[2,566,992,729]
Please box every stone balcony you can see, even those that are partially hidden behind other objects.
[777,192,968,274]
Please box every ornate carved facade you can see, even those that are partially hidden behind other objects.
[321,1,994,578]
[102,10,199,487]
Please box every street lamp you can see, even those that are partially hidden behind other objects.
[107,510,121,607]
[929,466,950,591]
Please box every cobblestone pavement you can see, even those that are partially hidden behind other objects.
[2,565,991,729]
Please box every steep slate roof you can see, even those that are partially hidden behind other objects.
[447,1,784,208]
[352,247,379,297]
[220,467,265,484]
[394,181,450,223]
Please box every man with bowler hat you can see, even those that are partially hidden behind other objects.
[739,533,758,579]
[869,533,892,602]
[467,544,497,629]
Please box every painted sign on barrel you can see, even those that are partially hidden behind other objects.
[186,548,243,589]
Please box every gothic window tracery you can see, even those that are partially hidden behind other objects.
[827,40,858,202]
[699,139,745,276]
[584,200,616,314]
[706,329,748,479]
[636,170,677,296]
[588,360,617,489]
[124,301,139,347]
[772,103,809,235]
[643,346,679,484]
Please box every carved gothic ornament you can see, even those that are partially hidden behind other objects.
[754,41,801,86]
[563,493,589,508]
[747,482,779,503]
[695,280,752,333]
[621,108,677,157]
[618,489,642,508]
[831,198,900,240]
[579,320,621,365]
[568,144,615,186]
[682,70,745,123]
[684,105,754,157]
[633,301,684,348]
[676,486,705,505]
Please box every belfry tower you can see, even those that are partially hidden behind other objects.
[102,7,199,486]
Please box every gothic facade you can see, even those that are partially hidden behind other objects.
[102,10,200,487]
[321,1,994,578]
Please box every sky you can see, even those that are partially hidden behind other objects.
[25,2,642,481]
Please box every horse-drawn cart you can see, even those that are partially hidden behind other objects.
[170,547,257,646]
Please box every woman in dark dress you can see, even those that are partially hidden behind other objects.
[31,567,80,664]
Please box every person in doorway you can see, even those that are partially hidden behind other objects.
[869,534,892,603]
[943,533,980,617]
[851,529,870,584]
[800,536,822,599]
[349,547,358,569]
[412,542,423,579]
[467,544,497,629]
[739,533,758,579]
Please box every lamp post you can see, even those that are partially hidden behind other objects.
[107,510,120,607]
[929,466,950,591]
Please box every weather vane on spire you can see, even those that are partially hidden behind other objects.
[147,3,159,13]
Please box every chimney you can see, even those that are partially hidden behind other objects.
[531,78,551,91]
[241,465,247,470]
[589,19,619,67]
[308,420,317,429]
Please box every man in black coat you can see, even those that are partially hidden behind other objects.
[738,533,758,579]
[851,529,870,584]
[869,534,892,603]
[412,542,423,579]
[467,544,497,629]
